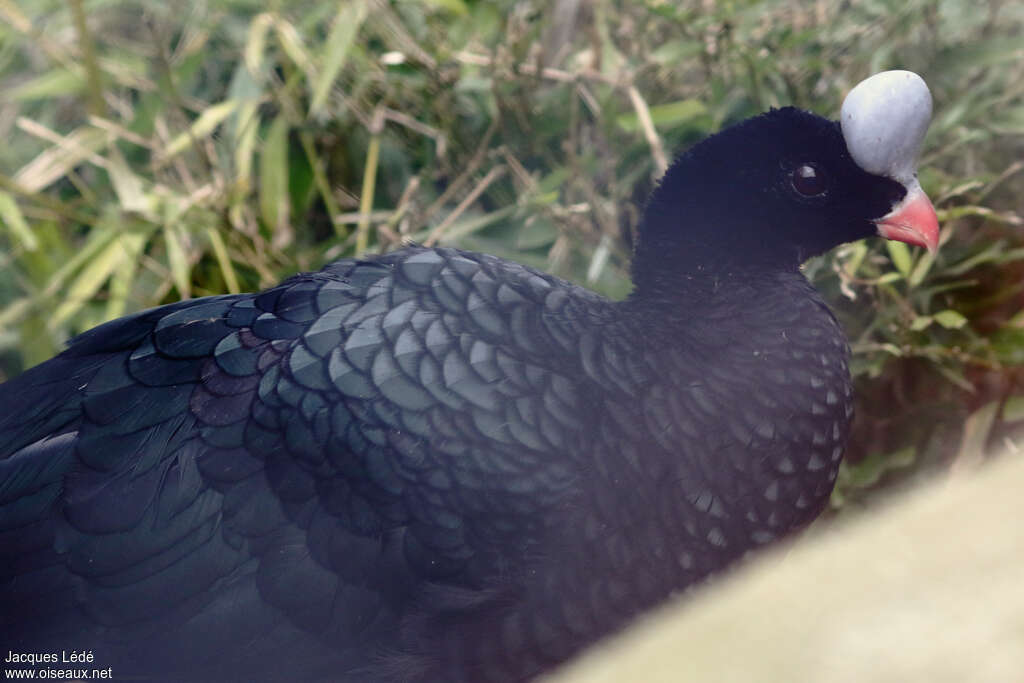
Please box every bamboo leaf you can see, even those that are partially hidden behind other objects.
[422,0,468,14]
[0,191,37,250]
[616,99,707,133]
[206,227,241,294]
[8,67,85,101]
[50,233,140,329]
[260,115,292,246]
[234,101,261,190]
[42,225,120,301]
[649,40,703,65]
[933,309,968,329]
[245,13,274,75]
[13,124,109,192]
[309,0,368,118]
[106,148,150,214]
[164,223,192,299]
[886,240,912,278]
[162,100,240,160]
[875,272,903,285]
[0,298,32,331]
[991,327,1024,365]
[274,18,315,83]
[105,231,148,319]
[17,313,56,370]
[515,216,557,250]
[907,248,935,287]
[910,316,933,331]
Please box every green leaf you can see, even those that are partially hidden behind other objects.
[1003,396,1024,423]
[245,13,274,75]
[51,232,142,330]
[933,309,968,329]
[910,316,933,331]
[537,167,571,194]
[0,191,37,250]
[649,40,703,66]
[842,241,868,277]
[515,216,557,250]
[933,37,1024,75]
[287,134,316,214]
[0,298,33,332]
[162,100,240,160]
[14,126,110,193]
[105,231,148,320]
[233,101,261,187]
[942,243,1024,277]
[41,224,121,303]
[907,249,935,287]
[838,446,917,491]
[875,272,903,285]
[106,149,150,215]
[260,115,291,241]
[616,99,707,133]
[885,240,912,278]
[17,313,56,370]
[164,223,192,299]
[8,67,85,101]
[274,18,314,82]
[310,0,368,118]
[206,228,240,294]
[423,0,469,14]
[455,76,492,92]
[991,327,1024,365]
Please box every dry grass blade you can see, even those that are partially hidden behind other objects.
[626,85,669,176]
[14,120,109,192]
[425,165,507,247]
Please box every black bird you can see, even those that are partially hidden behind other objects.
[0,72,938,681]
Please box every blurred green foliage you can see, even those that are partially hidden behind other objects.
[0,0,1021,510]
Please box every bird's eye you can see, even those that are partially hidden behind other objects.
[790,163,828,197]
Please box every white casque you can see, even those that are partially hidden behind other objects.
[840,70,932,184]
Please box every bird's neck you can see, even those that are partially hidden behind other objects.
[630,188,811,295]
[588,267,852,585]
[621,264,814,339]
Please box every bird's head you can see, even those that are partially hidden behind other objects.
[633,71,938,293]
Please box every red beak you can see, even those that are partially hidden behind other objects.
[874,184,940,253]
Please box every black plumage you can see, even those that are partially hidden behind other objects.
[1,100,935,681]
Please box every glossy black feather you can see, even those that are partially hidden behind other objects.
[1,107,907,681]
